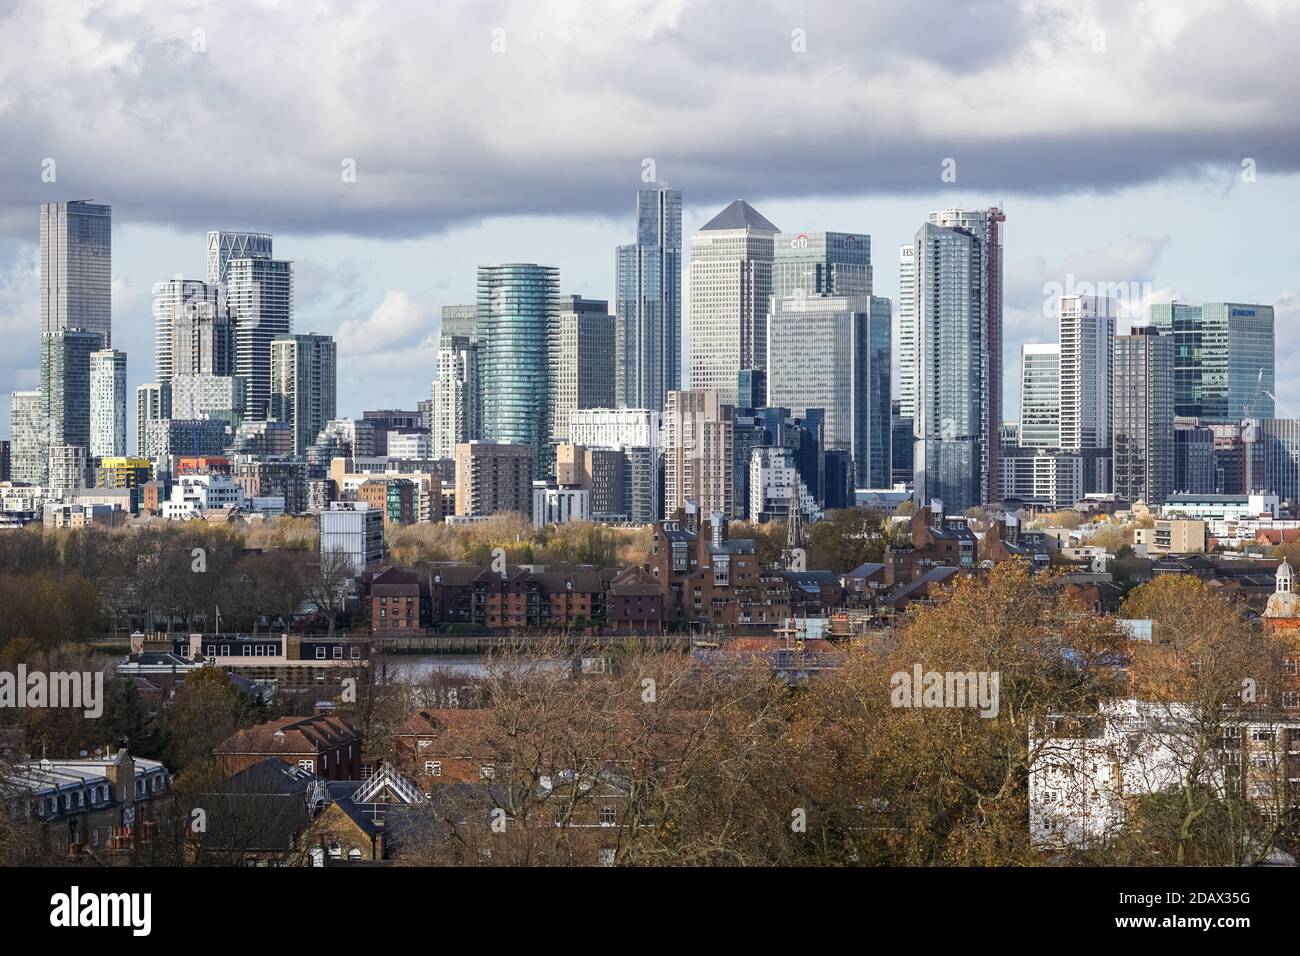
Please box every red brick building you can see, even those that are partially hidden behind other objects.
[214,715,362,780]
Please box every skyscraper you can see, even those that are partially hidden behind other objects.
[908,221,986,512]
[40,201,112,346]
[477,263,559,476]
[227,254,294,421]
[1149,301,1275,421]
[1018,344,1060,449]
[89,348,127,458]
[270,334,337,456]
[615,185,681,411]
[207,230,273,287]
[432,334,481,460]
[687,200,779,405]
[1058,294,1115,493]
[1113,327,1175,505]
[172,290,235,377]
[9,390,44,485]
[550,295,615,444]
[153,279,222,384]
[771,231,871,301]
[41,328,103,451]
[897,242,918,423]
[767,294,892,489]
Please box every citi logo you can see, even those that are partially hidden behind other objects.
[789,233,810,249]
[49,886,151,936]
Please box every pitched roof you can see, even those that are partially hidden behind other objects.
[214,714,359,757]
[699,199,779,233]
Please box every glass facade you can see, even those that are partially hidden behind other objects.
[477,263,559,476]
[771,231,871,301]
[1019,344,1060,449]
[616,186,681,411]
[40,201,112,346]
[227,256,293,421]
[1150,302,1274,422]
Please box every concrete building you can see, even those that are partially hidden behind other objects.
[749,446,821,524]
[135,383,171,457]
[532,483,590,527]
[171,373,246,427]
[47,444,88,498]
[162,473,247,519]
[1134,518,1207,555]
[1000,448,1085,509]
[88,348,127,459]
[663,389,734,518]
[688,200,779,405]
[1113,327,1175,505]
[453,441,533,518]
[153,278,221,384]
[10,390,44,485]
[568,407,661,449]
[431,332,480,459]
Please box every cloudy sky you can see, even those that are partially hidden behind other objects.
[2,0,1299,444]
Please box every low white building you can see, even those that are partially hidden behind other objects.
[532,482,589,528]
[162,473,247,519]
[1162,492,1280,523]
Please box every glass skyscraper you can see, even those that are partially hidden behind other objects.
[41,328,103,452]
[227,255,294,421]
[477,263,559,476]
[1019,344,1060,449]
[771,231,871,301]
[767,294,891,489]
[1149,301,1275,422]
[615,185,681,412]
[40,201,112,346]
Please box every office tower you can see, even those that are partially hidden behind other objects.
[663,389,734,518]
[136,383,171,457]
[319,502,385,575]
[171,374,246,427]
[891,400,914,488]
[453,441,533,517]
[227,254,293,421]
[1174,417,1216,495]
[41,328,102,451]
[1150,302,1276,421]
[737,369,766,409]
[904,214,1003,515]
[270,333,337,455]
[767,294,891,489]
[771,231,871,301]
[0,440,8,482]
[153,279,221,384]
[10,390,44,484]
[1250,419,1300,504]
[432,335,481,459]
[550,295,615,444]
[1113,327,1175,505]
[688,200,779,405]
[440,303,477,343]
[616,185,682,411]
[231,419,294,458]
[1019,344,1060,449]
[1058,294,1115,492]
[144,418,229,463]
[40,201,112,346]
[89,348,127,458]
[477,263,559,476]
[207,230,273,287]
[897,243,918,421]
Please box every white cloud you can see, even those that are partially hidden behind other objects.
[333,290,434,356]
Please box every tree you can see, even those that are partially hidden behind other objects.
[303,548,355,637]
[806,508,886,572]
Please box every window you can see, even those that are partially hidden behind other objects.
[348,848,363,860]
[333,646,342,659]
[1252,729,1275,742]
[350,646,360,659]
[298,759,314,772]
[480,764,495,780]
[425,761,442,777]
[596,848,616,867]
[316,647,326,659]
[599,805,617,826]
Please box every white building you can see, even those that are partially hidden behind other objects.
[171,373,245,425]
[319,501,384,574]
[532,482,590,528]
[748,446,821,524]
[89,349,127,458]
[9,390,44,485]
[1162,492,1280,523]
[1018,343,1060,449]
[46,444,87,498]
[162,473,247,519]
[431,336,480,460]
[387,430,433,459]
